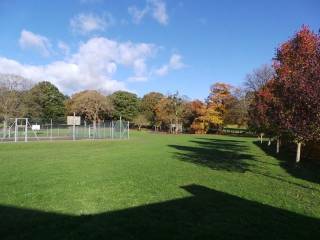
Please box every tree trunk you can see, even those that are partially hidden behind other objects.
[276,138,280,154]
[296,142,302,163]
[138,125,141,131]
[260,133,263,144]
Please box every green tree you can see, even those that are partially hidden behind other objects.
[109,91,140,121]
[133,114,149,131]
[25,81,66,122]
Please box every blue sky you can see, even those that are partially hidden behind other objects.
[0,0,319,100]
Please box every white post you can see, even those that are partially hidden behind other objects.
[119,116,122,139]
[50,119,53,141]
[296,142,302,163]
[73,112,75,141]
[260,133,263,144]
[127,121,130,139]
[25,118,28,142]
[14,118,17,142]
[276,138,280,154]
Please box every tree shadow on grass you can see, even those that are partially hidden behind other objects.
[169,138,254,173]
[254,141,320,185]
[168,138,320,192]
[1,184,320,240]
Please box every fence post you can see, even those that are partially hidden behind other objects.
[109,121,111,139]
[127,121,130,139]
[111,121,114,139]
[73,112,75,141]
[25,118,28,142]
[50,119,53,141]
[119,116,122,139]
[14,118,17,142]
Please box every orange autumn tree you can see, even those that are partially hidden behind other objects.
[207,82,235,129]
[190,83,235,134]
[189,100,207,133]
[191,107,222,134]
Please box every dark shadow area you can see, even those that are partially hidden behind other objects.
[169,138,254,172]
[254,141,320,184]
[168,138,320,191]
[1,184,319,240]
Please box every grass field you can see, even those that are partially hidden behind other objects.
[0,131,320,239]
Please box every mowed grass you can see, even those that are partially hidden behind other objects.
[0,131,320,239]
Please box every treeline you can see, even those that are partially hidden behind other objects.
[0,75,248,133]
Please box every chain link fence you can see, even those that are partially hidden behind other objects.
[0,118,129,142]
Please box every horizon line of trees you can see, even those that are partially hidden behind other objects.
[0,76,248,131]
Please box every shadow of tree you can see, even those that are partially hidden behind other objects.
[169,138,253,172]
[168,137,320,192]
[254,141,320,185]
[1,184,320,240]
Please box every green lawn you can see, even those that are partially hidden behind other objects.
[0,131,320,239]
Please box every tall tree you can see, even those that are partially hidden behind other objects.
[248,80,282,150]
[207,82,234,128]
[109,91,140,121]
[273,26,320,162]
[140,92,164,126]
[66,90,113,125]
[0,74,33,121]
[245,64,274,93]
[25,81,66,122]
[186,100,206,133]
[155,92,187,133]
[224,88,249,128]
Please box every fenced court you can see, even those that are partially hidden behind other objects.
[0,117,129,142]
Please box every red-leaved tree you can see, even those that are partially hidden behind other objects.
[273,26,320,162]
[248,80,282,152]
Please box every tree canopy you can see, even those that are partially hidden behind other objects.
[66,90,113,123]
[26,81,67,122]
[110,91,140,121]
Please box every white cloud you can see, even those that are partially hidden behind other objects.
[155,54,185,76]
[58,41,70,56]
[0,37,156,94]
[169,54,185,69]
[19,30,51,57]
[128,6,149,24]
[150,0,168,25]
[128,0,168,25]
[70,13,114,34]
[155,65,169,76]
